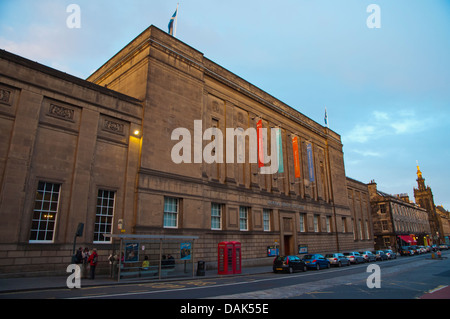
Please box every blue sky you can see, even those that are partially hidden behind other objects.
[1,0,450,209]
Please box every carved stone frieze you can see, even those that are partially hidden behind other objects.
[103,119,124,134]
[49,104,74,121]
[0,88,12,105]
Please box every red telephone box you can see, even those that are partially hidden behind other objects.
[218,241,241,275]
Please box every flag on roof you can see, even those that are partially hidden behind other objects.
[168,5,179,36]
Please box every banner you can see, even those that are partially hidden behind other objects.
[275,128,284,173]
[306,143,315,182]
[257,120,264,168]
[292,136,300,178]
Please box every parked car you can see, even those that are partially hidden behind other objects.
[431,245,439,252]
[384,249,397,259]
[302,254,330,270]
[343,252,365,264]
[325,253,350,267]
[374,250,388,261]
[410,246,422,254]
[400,246,414,256]
[439,244,449,250]
[360,251,377,262]
[273,255,307,273]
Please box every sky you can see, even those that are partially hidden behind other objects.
[1,0,449,209]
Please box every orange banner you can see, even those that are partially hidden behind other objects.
[292,136,300,178]
[257,120,264,168]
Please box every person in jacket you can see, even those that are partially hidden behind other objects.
[87,248,98,279]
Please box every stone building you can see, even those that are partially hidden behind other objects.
[346,177,374,251]
[413,165,449,244]
[435,206,450,244]
[368,181,430,251]
[0,25,369,275]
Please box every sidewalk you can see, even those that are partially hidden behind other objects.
[419,285,450,299]
[0,265,271,294]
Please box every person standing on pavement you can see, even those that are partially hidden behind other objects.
[82,247,90,279]
[88,248,98,279]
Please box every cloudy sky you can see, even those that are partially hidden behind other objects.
[1,0,449,208]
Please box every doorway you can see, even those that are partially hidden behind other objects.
[284,235,293,255]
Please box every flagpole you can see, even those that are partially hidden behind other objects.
[174,3,179,37]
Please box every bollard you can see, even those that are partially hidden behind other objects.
[197,261,205,276]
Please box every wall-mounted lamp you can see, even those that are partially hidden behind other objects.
[132,129,142,138]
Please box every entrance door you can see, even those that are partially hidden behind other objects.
[284,235,292,255]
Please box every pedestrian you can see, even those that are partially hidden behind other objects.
[88,248,98,279]
[108,252,118,278]
[75,247,83,263]
[82,247,90,278]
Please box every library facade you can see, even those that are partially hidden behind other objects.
[0,26,373,275]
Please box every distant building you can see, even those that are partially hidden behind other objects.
[435,206,450,244]
[368,181,430,251]
[346,177,374,251]
[413,164,449,244]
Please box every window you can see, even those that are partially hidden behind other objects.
[94,190,116,243]
[326,216,331,233]
[380,204,387,214]
[381,220,389,232]
[359,219,364,240]
[29,181,61,242]
[314,215,320,232]
[342,217,347,233]
[239,206,248,231]
[365,220,370,239]
[164,197,179,228]
[263,209,271,231]
[299,213,306,232]
[211,203,222,230]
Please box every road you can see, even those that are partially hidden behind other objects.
[1,250,449,301]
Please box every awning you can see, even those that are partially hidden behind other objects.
[399,235,416,244]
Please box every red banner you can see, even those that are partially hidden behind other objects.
[257,120,264,168]
[292,136,300,178]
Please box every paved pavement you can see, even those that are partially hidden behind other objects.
[419,284,450,299]
[0,265,271,294]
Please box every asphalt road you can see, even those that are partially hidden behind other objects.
[2,250,449,301]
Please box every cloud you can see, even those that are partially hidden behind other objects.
[352,149,382,157]
[343,109,433,144]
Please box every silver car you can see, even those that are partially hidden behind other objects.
[325,253,350,267]
[360,251,376,262]
[384,249,397,259]
[343,252,365,264]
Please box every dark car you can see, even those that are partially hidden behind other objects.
[273,255,307,273]
[302,254,330,270]
[374,250,388,261]
[400,246,414,256]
